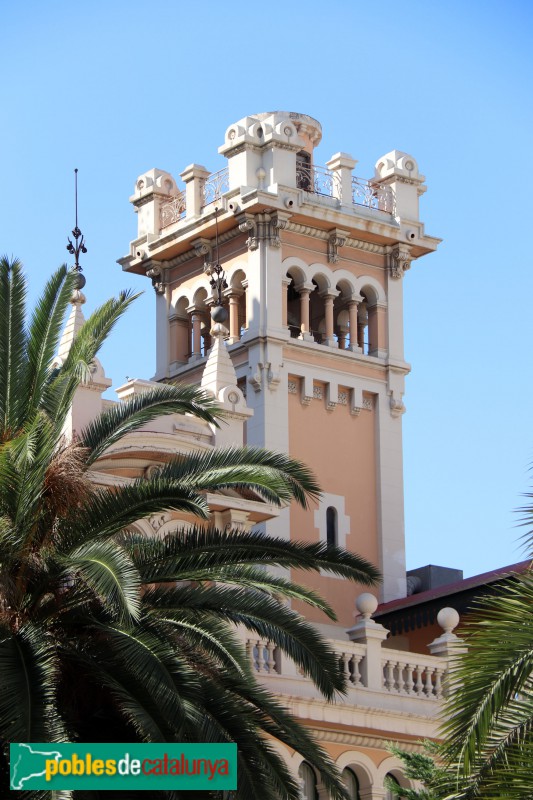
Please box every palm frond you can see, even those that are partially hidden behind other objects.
[25,264,75,420]
[42,289,139,427]
[62,538,142,625]
[0,256,27,437]
[159,446,321,508]
[80,383,221,466]
[132,525,380,587]
[0,624,66,743]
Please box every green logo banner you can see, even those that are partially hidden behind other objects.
[10,742,237,791]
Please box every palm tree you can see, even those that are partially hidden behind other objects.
[0,256,380,800]
[440,561,533,800]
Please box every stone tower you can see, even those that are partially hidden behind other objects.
[119,111,440,612]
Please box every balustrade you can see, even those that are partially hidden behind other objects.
[245,636,447,702]
[381,652,446,699]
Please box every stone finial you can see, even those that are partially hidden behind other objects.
[437,606,460,635]
[356,592,379,620]
[347,593,388,646]
[428,606,464,657]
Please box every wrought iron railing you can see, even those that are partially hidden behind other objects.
[202,167,230,206]
[296,163,340,197]
[160,192,186,229]
[352,177,394,213]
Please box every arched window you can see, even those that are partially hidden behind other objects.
[342,768,360,800]
[287,278,302,338]
[326,507,337,548]
[385,773,401,800]
[299,762,318,800]
[296,150,312,191]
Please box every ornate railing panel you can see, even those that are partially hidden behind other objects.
[296,163,340,197]
[352,177,394,213]
[202,167,230,206]
[160,192,186,229]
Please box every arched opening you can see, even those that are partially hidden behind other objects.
[286,277,302,338]
[227,269,247,343]
[385,773,401,800]
[359,284,381,356]
[309,278,325,343]
[170,296,191,366]
[298,762,318,800]
[296,150,312,191]
[188,287,210,359]
[326,506,337,548]
[334,280,356,350]
[342,768,360,800]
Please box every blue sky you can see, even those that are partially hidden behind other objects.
[2,0,532,578]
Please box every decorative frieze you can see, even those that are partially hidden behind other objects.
[338,391,348,406]
[362,396,374,411]
[313,385,323,400]
[288,380,298,395]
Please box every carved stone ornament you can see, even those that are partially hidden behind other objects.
[149,512,172,532]
[266,361,281,391]
[389,245,412,279]
[239,212,289,251]
[389,393,406,417]
[248,362,264,393]
[146,264,165,294]
[327,230,347,264]
[193,238,213,272]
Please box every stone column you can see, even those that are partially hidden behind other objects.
[358,303,368,351]
[224,289,243,344]
[321,290,340,347]
[300,287,311,335]
[187,305,203,361]
[281,276,291,329]
[348,297,363,353]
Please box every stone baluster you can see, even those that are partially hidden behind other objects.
[405,663,415,695]
[266,642,276,674]
[414,665,424,696]
[352,654,363,687]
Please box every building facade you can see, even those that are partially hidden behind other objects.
[67,111,458,798]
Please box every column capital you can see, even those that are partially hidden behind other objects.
[295,281,316,295]
[319,288,340,300]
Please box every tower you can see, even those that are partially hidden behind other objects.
[119,111,440,611]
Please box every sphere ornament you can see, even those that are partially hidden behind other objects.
[356,592,378,619]
[437,606,460,634]
[211,304,228,324]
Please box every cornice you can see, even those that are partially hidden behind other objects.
[285,221,386,255]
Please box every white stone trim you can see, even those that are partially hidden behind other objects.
[314,493,350,549]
